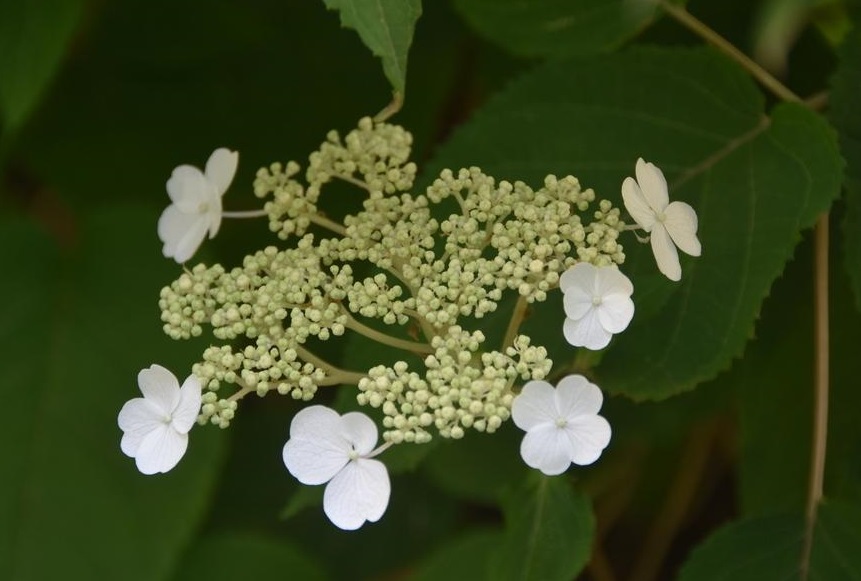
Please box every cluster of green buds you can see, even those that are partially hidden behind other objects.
[157,117,627,442]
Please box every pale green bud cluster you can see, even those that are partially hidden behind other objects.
[160,117,627,440]
[357,327,551,443]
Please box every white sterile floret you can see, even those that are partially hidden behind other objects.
[117,364,202,475]
[282,405,391,530]
[621,158,701,281]
[512,375,611,475]
[560,263,634,350]
[158,148,239,263]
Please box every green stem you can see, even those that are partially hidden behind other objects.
[800,215,830,578]
[659,1,802,103]
[295,344,366,386]
[333,173,372,191]
[502,295,530,349]
[374,92,404,122]
[343,311,434,355]
[309,213,347,236]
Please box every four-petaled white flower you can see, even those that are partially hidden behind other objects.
[282,405,391,530]
[512,375,612,476]
[561,263,634,350]
[158,148,239,263]
[118,364,202,475]
[622,157,702,281]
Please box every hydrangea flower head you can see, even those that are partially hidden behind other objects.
[117,364,202,475]
[561,263,634,350]
[282,405,391,530]
[621,157,701,281]
[158,148,238,263]
[512,375,611,475]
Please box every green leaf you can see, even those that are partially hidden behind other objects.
[0,0,83,139]
[423,47,843,400]
[678,501,861,580]
[172,533,326,580]
[410,529,502,581]
[424,426,526,505]
[451,0,656,58]
[489,477,594,581]
[830,26,861,311]
[0,207,225,580]
[321,0,422,95]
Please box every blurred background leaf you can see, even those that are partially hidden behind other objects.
[172,533,326,580]
[0,0,84,144]
[0,208,225,580]
[678,501,861,579]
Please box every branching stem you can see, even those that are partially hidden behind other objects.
[344,311,434,355]
[659,1,802,103]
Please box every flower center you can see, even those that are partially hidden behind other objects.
[592,295,603,306]
[555,417,568,428]
[162,413,173,425]
[198,202,210,213]
[655,210,666,223]
[347,448,360,461]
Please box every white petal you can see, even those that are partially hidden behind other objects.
[555,375,603,416]
[562,289,595,321]
[650,224,682,281]
[511,381,557,431]
[634,158,669,212]
[564,415,612,465]
[172,215,210,264]
[158,205,193,258]
[205,148,239,196]
[621,176,656,232]
[118,398,161,457]
[323,458,390,530]
[519,425,575,476]
[166,165,209,212]
[283,406,351,485]
[559,262,596,293]
[170,375,202,434]
[593,266,633,297]
[206,194,224,239]
[596,294,635,334]
[664,201,702,257]
[137,364,180,414]
[289,405,342,438]
[339,412,379,456]
[134,423,188,475]
[564,313,612,350]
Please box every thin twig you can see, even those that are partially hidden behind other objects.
[659,1,802,104]
[801,214,830,578]
[343,311,434,355]
[502,295,529,349]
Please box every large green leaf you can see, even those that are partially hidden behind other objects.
[0,208,225,580]
[678,501,861,580]
[451,0,656,58]
[489,477,594,581]
[321,0,422,95]
[0,0,83,140]
[830,26,861,311]
[410,529,502,581]
[423,47,843,400]
[172,533,326,580]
